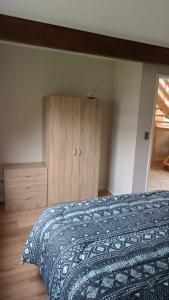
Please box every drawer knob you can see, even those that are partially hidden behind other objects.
[25,186,31,189]
[26,175,31,178]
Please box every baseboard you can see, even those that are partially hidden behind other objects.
[99,186,113,195]
[107,187,122,196]
[106,186,112,195]
[98,186,108,191]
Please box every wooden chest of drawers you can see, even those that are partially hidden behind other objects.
[4,163,47,212]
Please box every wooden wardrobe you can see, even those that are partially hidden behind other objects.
[43,96,101,205]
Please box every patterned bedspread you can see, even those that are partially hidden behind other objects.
[21,191,169,299]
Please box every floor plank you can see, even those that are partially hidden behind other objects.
[0,203,48,300]
[0,190,110,299]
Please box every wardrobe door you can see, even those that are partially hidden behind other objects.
[77,99,101,200]
[43,97,79,205]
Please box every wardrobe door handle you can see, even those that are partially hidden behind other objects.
[24,197,31,201]
[79,147,82,156]
[74,147,77,156]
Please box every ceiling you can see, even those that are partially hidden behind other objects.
[1,0,169,48]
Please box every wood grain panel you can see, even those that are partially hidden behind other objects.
[5,175,47,184]
[5,195,47,212]
[5,189,46,200]
[4,163,47,212]
[0,203,49,300]
[3,162,46,170]
[1,14,169,65]
[5,169,46,178]
[6,181,46,190]
[77,99,101,200]
[43,96,101,205]
[43,96,79,205]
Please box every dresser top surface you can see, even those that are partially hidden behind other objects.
[3,162,47,170]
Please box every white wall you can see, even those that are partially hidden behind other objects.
[132,64,169,193]
[2,42,162,199]
[0,42,115,199]
[108,60,143,195]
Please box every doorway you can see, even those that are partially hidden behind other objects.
[147,76,169,191]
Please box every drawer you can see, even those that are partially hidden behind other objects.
[5,168,47,178]
[5,180,47,191]
[5,175,47,184]
[5,195,47,212]
[5,185,47,199]
[4,163,47,212]
[4,169,47,183]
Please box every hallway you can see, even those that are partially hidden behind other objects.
[147,161,169,191]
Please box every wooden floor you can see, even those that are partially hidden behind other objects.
[147,161,169,191]
[0,190,110,300]
[0,204,48,300]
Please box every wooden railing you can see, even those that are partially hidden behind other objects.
[155,79,169,128]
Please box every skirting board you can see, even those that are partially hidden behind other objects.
[107,186,135,196]
[107,187,114,195]
[99,187,112,195]
[106,187,123,196]
[107,187,116,195]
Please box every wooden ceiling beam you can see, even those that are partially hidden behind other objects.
[1,14,169,65]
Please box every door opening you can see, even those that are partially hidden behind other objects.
[147,76,169,191]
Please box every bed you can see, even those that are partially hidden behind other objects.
[21,190,169,299]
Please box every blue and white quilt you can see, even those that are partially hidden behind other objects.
[21,191,169,299]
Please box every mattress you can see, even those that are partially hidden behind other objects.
[21,190,169,299]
